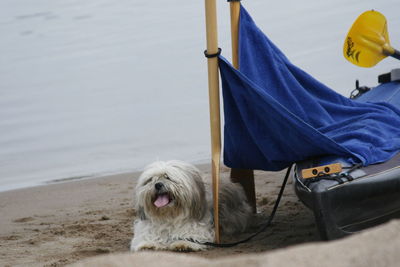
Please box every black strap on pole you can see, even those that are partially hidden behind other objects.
[204,48,222,58]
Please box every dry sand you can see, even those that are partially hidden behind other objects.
[71,219,400,267]
[1,164,324,266]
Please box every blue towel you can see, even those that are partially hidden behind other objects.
[220,6,400,171]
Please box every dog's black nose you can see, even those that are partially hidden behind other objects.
[155,182,164,191]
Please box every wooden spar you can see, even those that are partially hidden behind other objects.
[229,0,240,69]
[229,0,257,213]
[204,0,221,243]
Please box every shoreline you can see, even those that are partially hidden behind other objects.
[0,160,210,194]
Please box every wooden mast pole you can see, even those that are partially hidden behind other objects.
[229,0,240,69]
[204,0,221,243]
[228,0,257,213]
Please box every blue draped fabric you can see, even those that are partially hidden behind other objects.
[220,6,400,171]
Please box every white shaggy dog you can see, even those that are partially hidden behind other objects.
[130,160,253,252]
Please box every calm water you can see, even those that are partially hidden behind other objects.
[1,0,399,191]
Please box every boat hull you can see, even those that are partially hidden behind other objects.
[294,80,400,240]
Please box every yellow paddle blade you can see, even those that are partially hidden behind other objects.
[343,10,392,67]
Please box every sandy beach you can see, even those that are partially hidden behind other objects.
[0,164,321,266]
[2,1,400,266]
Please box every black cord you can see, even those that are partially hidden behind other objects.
[188,164,293,248]
[204,48,222,58]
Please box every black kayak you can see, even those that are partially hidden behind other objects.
[294,72,400,240]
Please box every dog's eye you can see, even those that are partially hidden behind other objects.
[164,174,171,180]
[142,178,153,186]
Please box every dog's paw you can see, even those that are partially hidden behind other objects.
[169,240,207,252]
[130,241,162,252]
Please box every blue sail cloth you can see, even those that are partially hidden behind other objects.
[220,6,400,171]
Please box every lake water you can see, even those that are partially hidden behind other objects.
[1,0,399,191]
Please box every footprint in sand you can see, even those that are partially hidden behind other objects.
[12,217,34,223]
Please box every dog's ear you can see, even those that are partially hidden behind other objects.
[190,200,207,221]
[138,206,147,220]
[189,176,207,220]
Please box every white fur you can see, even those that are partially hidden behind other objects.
[130,160,252,252]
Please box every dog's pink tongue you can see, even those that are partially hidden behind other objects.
[154,194,170,208]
